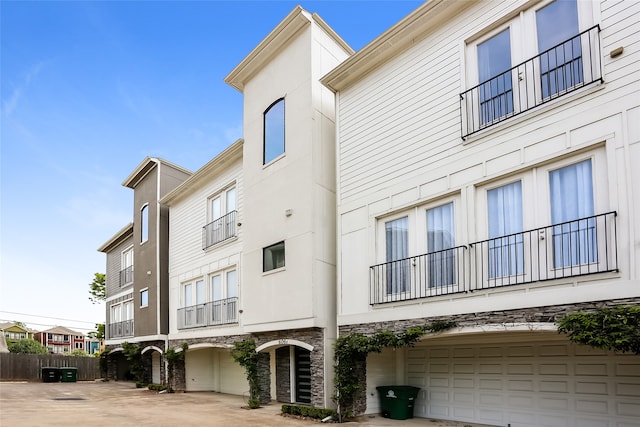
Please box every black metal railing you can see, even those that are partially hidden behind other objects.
[460,25,602,139]
[202,211,237,250]
[119,265,134,286]
[370,212,617,305]
[108,320,134,338]
[177,297,238,329]
[370,246,469,304]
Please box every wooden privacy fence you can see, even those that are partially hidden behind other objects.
[0,353,100,381]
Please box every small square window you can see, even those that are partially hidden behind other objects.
[140,288,149,307]
[263,241,285,272]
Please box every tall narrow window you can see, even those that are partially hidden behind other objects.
[537,0,581,99]
[121,247,134,286]
[264,98,285,164]
[204,186,237,248]
[385,217,409,294]
[140,289,149,307]
[550,159,596,267]
[478,28,513,125]
[488,181,524,278]
[427,203,455,287]
[140,205,149,243]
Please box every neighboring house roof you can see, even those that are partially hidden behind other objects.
[41,326,83,336]
[321,0,476,92]
[97,222,134,253]
[121,157,192,189]
[160,139,244,206]
[0,322,29,333]
[224,5,353,92]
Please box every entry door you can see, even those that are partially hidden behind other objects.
[152,352,161,384]
[294,347,311,404]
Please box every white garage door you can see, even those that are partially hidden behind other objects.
[407,335,640,427]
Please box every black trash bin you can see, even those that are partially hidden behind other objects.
[376,385,421,420]
[60,367,78,382]
[42,367,60,383]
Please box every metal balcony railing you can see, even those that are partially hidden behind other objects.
[370,212,617,305]
[108,320,134,338]
[177,297,238,330]
[460,25,602,139]
[119,265,133,286]
[202,211,237,250]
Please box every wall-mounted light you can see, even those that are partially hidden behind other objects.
[146,270,152,276]
[285,209,293,217]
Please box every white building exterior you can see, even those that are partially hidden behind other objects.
[164,6,352,407]
[323,0,640,425]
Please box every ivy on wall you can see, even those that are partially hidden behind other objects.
[231,339,261,408]
[333,320,457,422]
[557,305,640,355]
[165,342,188,392]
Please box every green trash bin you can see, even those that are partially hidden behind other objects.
[42,367,60,383]
[60,367,78,383]
[376,385,421,420]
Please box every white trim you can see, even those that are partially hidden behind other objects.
[184,342,233,350]
[255,339,313,353]
[141,345,163,355]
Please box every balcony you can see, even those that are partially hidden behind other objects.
[108,320,134,339]
[370,212,617,305]
[460,25,602,139]
[177,297,238,330]
[202,211,237,250]
[119,265,133,286]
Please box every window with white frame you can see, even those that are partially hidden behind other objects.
[475,150,612,287]
[263,241,285,272]
[373,195,461,301]
[264,98,285,164]
[204,185,237,249]
[120,246,134,286]
[210,268,238,324]
[178,268,239,329]
[140,288,149,307]
[140,204,149,243]
[462,0,600,138]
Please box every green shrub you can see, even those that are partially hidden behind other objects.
[147,383,167,392]
[281,404,336,420]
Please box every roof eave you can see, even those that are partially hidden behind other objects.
[321,0,476,92]
[161,139,244,206]
[97,223,134,253]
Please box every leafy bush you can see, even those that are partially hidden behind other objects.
[8,339,48,354]
[147,383,167,392]
[282,404,336,420]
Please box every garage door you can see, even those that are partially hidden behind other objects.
[407,335,640,427]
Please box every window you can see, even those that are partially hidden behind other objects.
[549,159,596,267]
[210,269,238,324]
[263,98,285,164]
[487,181,524,278]
[204,185,237,248]
[426,202,456,287]
[477,28,513,125]
[120,246,134,285]
[385,217,409,294]
[140,288,149,307]
[75,342,83,349]
[263,241,285,272]
[110,304,122,323]
[461,0,600,138]
[140,204,149,243]
[537,0,582,99]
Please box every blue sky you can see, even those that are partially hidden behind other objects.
[0,0,422,334]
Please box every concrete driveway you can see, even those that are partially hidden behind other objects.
[0,381,495,427]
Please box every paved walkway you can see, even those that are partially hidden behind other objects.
[0,381,494,427]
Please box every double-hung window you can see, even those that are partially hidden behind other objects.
[264,98,285,164]
[204,185,237,249]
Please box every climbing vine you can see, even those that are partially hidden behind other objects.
[165,342,188,392]
[333,321,457,422]
[557,305,640,354]
[231,339,261,408]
